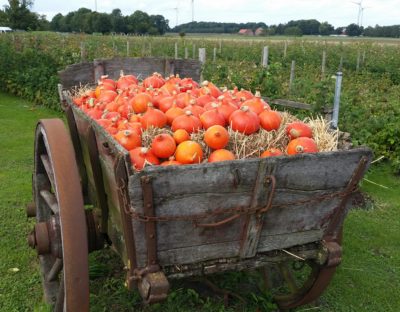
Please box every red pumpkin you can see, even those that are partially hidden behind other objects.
[208,149,235,162]
[171,111,202,133]
[240,91,269,115]
[261,148,284,157]
[143,73,165,88]
[117,71,138,89]
[141,104,167,129]
[129,147,160,170]
[259,110,282,131]
[286,122,313,140]
[114,130,141,151]
[229,106,260,135]
[151,134,177,159]
[287,137,318,155]
[200,109,226,129]
[165,105,185,125]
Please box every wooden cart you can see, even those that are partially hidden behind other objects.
[27,57,373,311]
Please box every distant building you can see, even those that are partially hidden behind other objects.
[255,27,265,36]
[0,27,12,33]
[238,29,254,36]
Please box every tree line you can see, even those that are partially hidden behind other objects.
[173,20,400,38]
[0,1,399,38]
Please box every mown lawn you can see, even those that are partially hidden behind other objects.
[0,92,399,311]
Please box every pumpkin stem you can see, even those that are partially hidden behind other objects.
[255,90,261,98]
[120,70,124,77]
[240,105,250,112]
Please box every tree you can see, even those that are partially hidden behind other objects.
[346,23,362,36]
[110,9,126,33]
[319,22,334,36]
[3,0,40,30]
[284,26,303,36]
[150,14,169,35]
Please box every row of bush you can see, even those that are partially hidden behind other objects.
[0,33,399,172]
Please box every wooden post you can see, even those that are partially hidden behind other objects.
[213,47,217,62]
[192,44,196,58]
[219,40,222,53]
[289,60,295,92]
[184,47,188,59]
[149,43,152,56]
[262,46,269,68]
[283,41,287,58]
[174,42,178,59]
[321,50,326,78]
[126,41,130,57]
[199,48,206,64]
[356,50,361,72]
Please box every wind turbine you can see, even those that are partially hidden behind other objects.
[191,0,194,22]
[351,0,363,26]
[360,6,371,27]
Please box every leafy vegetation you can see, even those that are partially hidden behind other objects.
[1,92,399,311]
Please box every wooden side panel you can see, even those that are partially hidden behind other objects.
[128,148,373,267]
[58,62,95,89]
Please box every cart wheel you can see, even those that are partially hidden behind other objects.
[264,233,343,310]
[28,119,89,312]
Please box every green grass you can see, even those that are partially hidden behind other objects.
[0,92,399,311]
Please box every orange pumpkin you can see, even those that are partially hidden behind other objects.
[141,104,167,129]
[175,141,203,164]
[286,122,313,140]
[208,149,235,162]
[200,109,226,129]
[160,157,182,166]
[130,92,152,113]
[204,125,230,150]
[173,129,190,144]
[287,137,318,155]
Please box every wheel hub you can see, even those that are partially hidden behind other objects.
[28,217,60,256]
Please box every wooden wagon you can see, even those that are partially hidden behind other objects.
[26,57,373,311]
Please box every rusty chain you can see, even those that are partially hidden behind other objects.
[127,186,359,223]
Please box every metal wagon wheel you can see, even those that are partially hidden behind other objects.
[264,233,343,310]
[27,119,89,312]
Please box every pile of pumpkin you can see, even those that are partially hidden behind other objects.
[72,72,337,170]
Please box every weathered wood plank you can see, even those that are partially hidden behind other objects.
[265,97,312,110]
[58,62,95,89]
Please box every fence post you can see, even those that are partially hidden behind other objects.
[356,50,361,72]
[331,71,343,129]
[262,46,269,68]
[80,42,86,62]
[174,42,178,59]
[192,44,196,58]
[199,48,206,64]
[213,47,217,62]
[219,40,222,53]
[321,50,326,78]
[283,41,287,58]
[126,41,130,57]
[362,51,366,64]
[289,60,295,92]
[184,47,188,59]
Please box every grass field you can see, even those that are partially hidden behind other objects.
[0,91,399,311]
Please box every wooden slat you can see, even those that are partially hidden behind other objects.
[264,97,312,110]
[40,154,55,190]
[58,62,95,89]
[46,258,63,282]
[240,161,275,258]
[40,189,59,214]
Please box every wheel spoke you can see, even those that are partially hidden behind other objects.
[278,262,299,293]
[54,276,65,312]
[40,154,55,190]
[40,190,59,214]
[46,258,63,282]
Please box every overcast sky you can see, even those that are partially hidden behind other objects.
[1,0,399,28]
